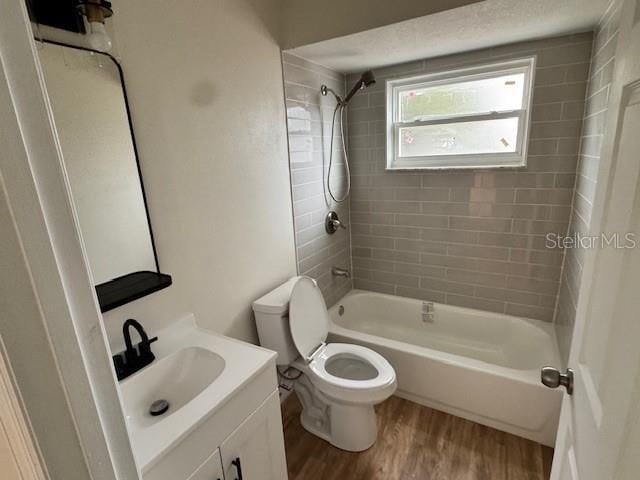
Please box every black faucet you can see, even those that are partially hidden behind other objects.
[112,319,158,381]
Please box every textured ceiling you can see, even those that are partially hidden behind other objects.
[280,0,483,48]
[287,0,612,73]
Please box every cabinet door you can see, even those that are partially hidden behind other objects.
[220,391,287,480]
[187,448,224,480]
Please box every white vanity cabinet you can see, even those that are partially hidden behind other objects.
[182,392,286,480]
[220,391,287,480]
[142,380,287,480]
[132,316,288,480]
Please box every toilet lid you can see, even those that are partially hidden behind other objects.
[289,276,329,360]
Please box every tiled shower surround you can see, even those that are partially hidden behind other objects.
[555,3,621,364]
[345,33,593,321]
[283,53,352,306]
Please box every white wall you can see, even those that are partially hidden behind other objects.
[280,0,482,48]
[102,0,297,349]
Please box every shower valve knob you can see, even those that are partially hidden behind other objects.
[325,211,347,234]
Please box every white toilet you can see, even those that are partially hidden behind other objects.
[252,276,397,452]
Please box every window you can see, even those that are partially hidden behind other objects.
[386,57,535,170]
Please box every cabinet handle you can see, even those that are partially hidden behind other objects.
[232,457,243,480]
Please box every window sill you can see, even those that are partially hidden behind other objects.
[386,157,527,171]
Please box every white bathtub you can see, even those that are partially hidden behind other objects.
[328,290,562,446]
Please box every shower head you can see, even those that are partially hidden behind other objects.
[343,70,376,105]
[360,70,376,88]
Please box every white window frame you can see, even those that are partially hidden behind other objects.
[385,57,536,170]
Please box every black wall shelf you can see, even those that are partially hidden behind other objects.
[96,271,172,312]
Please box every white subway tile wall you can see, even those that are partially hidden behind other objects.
[283,52,352,306]
[345,33,594,322]
[555,3,621,365]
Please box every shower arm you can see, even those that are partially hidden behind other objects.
[343,80,366,105]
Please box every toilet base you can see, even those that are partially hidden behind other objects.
[294,375,378,452]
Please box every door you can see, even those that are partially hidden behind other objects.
[550,2,640,479]
[0,340,47,480]
[187,448,224,480]
[220,391,288,480]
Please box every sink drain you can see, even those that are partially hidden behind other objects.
[149,399,170,417]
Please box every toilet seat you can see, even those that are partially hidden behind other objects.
[289,276,330,362]
[307,343,396,404]
[289,277,396,405]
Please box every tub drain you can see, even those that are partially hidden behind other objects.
[149,399,170,417]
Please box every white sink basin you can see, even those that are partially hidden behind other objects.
[116,315,276,471]
[120,346,225,429]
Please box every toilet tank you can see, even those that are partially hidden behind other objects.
[252,277,301,365]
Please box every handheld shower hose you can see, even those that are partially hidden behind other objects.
[321,70,375,205]
[327,102,350,204]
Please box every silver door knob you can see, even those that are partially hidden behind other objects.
[541,366,574,395]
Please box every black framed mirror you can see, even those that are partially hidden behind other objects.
[37,40,171,312]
